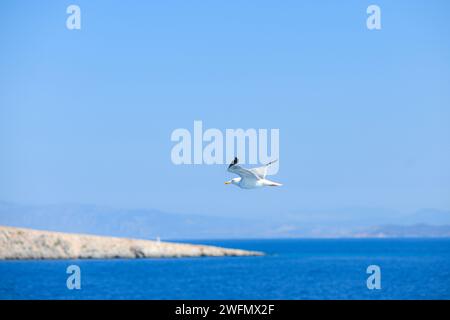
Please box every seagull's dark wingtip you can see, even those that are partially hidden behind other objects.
[228,157,239,169]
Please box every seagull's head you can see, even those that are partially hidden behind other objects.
[224,178,241,185]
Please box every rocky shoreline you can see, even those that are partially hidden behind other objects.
[0,226,263,260]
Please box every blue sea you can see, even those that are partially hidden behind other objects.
[1,239,449,299]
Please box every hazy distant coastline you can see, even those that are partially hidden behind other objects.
[0,226,263,260]
[1,202,449,239]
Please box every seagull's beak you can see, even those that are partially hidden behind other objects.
[224,181,231,185]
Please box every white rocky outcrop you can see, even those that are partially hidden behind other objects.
[0,226,263,259]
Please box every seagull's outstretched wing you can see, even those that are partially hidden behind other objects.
[228,165,259,181]
[249,159,278,179]
[227,157,259,181]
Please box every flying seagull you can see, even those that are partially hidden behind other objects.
[225,157,282,189]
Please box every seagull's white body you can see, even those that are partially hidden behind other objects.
[225,158,282,189]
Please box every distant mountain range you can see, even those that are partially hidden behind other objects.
[0,201,449,239]
[351,224,450,238]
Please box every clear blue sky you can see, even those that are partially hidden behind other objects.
[1,1,449,218]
